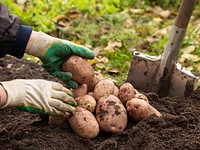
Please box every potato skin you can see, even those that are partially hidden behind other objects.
[75,95,96,112]
[118,82,135,104]
[134,93,148,102]
[62,55,94,85]
[87,71,104,92]
[126,98,161,122]
[68,107,99,139]
[71,84,88,98]
[93,79,115,101]
[113,86,119,97]
[96,95,128,133]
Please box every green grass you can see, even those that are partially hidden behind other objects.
[2,0,200,85]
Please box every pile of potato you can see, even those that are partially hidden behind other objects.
[49,55,162,139]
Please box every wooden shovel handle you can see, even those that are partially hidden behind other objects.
[174,0,197,29]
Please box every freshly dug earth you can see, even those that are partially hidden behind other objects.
[0,56,200,150]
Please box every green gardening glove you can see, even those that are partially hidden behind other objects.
[28,31,95,89]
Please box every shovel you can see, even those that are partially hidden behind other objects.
[126,0,199,99]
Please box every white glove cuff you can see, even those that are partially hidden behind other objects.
[0,80,26,108]
[28,31,60,58]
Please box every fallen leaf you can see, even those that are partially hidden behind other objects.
[160,10,171,18]
[181,45,196,54]
[180,53,200,63]
[130,8,144,14]
[124,19,133,28]
[104,41,122,52]
[93,46,104,56]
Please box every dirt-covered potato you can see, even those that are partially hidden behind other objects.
[71,84,88,98]
[93,79,115,100]
[96,95,128,133]
[113,86,119,97]
[62,55,94,85]
[134,93,149,102]
[68,107,99,139]
[87,71,104,92]
[75,95,96,112]
[126,98,161,122]
[118,82,135,104]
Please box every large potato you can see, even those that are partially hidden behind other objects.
[87,71,104,92]
[75,95,96,112]
[62,55,94,85]
[113,86,119,97]
[134,93,149,102]
[93,79,115,100]
[96,95,128,133]
[118,82,135,104]
[68,107,99,139]
[71,84,88,98]
[126,98,161,122]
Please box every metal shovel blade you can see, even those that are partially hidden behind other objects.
[126,51,199,99]
[126,0,199,99]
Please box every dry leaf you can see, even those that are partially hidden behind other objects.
[153,17,163,23]
[181,45,196,54]
[93,46,104,56]
[160,10,171,18]
[104,41,122,52]
[130,8,143,14]
[124,19,133,28]
[153,6,163,15]
[180,53,200,63]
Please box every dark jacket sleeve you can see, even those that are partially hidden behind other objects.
[0,2,32,58]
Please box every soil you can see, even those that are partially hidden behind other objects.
[0,56,200,150]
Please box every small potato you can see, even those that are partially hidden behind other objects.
[87,71,104,92]
[71,84,88,98]
[68,107,99,139]
[126,98,161,122]
[113,86,119,97]
[93,79,115,100]
[134,93,149,102]
[118,82,135,104]
[96,95,128,133]
[62,55,94,85]
[48,115,69,126]
[75,95,96,112]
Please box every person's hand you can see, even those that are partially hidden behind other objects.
[27,31,95,89]
[0,79,77,116]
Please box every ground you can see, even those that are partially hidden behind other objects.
[0,56,200,150]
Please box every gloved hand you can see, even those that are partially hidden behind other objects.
[27,31,95,89]
[0,79,77,116]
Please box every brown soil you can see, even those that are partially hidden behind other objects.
[0,56,200,150]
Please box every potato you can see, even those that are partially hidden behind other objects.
[87,71,104,92]
[126,98,161,122]
[118,82,135,104]
[93,79,115,100]
[68,107,99,139]
[48,114,69,126]
[75,95,96,112]
[71,84,88,98]
[96,95,128,133]
[134,93,149,102]
[62,55,94,85]
[113,86,119,97]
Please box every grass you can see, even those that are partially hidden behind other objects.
[2,0,200,86]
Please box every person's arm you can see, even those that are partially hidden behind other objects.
[0,2,32,58]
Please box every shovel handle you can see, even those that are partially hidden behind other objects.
[174,0,197,29]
